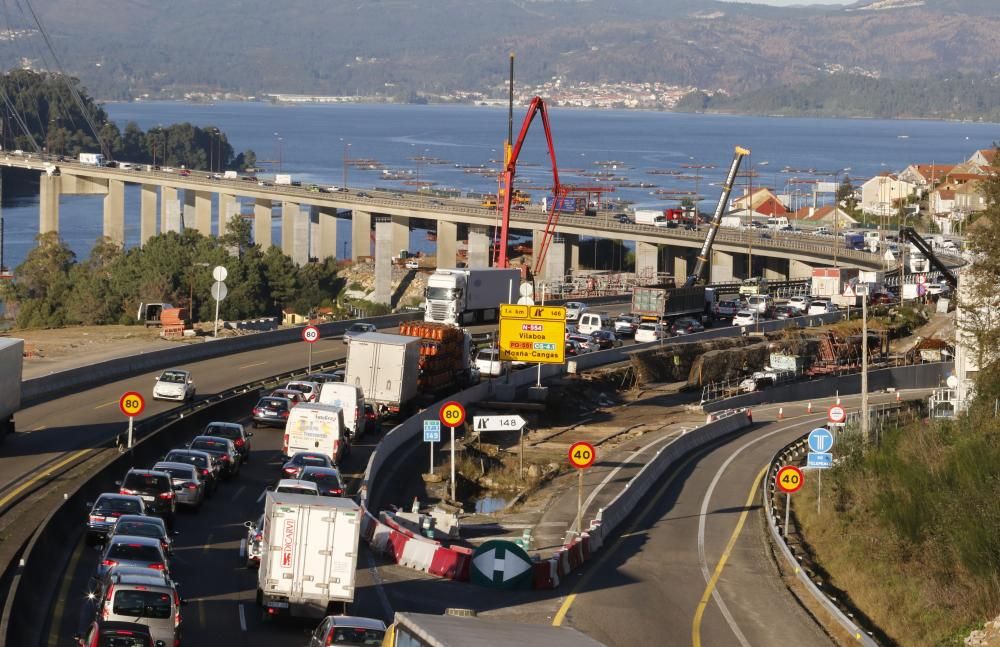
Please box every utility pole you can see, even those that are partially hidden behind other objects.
[860,284,870,446]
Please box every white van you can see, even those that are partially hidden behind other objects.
[317,383,366,438]
[766,217,789,230]
[283,404,349,465]
[576,312,611,336]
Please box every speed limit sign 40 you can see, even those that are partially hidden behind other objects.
[568,441,596,469]
[776,465,804,494]
[302,325,320,343]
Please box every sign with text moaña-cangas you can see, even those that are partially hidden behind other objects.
[499,304,566,364]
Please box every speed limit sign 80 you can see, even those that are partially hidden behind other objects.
[302,325,320,343]
[439,401,466,428]
[119,391,145,417]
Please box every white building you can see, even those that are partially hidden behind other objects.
[860,174,917,216]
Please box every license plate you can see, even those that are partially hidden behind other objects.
[266,600,289,609]
[141,495,154,502]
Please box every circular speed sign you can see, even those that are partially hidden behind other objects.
[439,401,466,428]
[302,325,320,344]
[119,391,146,417]
[775,465,804,494]
[568,441,597,469]
[828,405,846,424]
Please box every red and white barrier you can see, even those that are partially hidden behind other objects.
[533,557,560,589]
[399,536,438,572]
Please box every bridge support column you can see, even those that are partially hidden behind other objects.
[635,242,658,282]
[316,207,338,261]
[183,190,196,230]
[789,258,814,279]
[161,187,182,233]
[253,198,273,248]
[195,191,213,236]
[103,179,125,245]
[218,193,238,236]
[544,235,568,283]
[351,210,371,260]
[566,234,580,272]
[673,250,690,283]
[373,215,393,305]
[392,215,409,257]
[763,257,788,281]
[711,250,735,284]
[140,184,158,244]
[39,173,61,235]
[436,220,457,268]
[468,224,490,268]
[282,201,310,264]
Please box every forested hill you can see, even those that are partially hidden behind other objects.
[0,0,996,119]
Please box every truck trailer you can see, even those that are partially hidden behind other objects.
[344,333,421,415]
[0,338,23,439]
[256,492,361,620]
[631,285,707,322]
[424,268,520,326]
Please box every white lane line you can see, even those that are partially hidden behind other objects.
[696,416,821,647]
[232,484,246,502]
[240,538,246,559]
[579,429,682,518]
[239,361,267,369]
[367,552,393,620]
[257,489,266,503]
[238,603,247,631]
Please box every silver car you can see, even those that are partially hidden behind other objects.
[88,566,184,647]
[153,461,206,508]
[96,535,170,579]
[343,322,377,344]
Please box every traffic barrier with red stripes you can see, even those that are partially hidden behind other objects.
[386,529,410,562]
[370,520,393,554]
[533,557,560,589]
[428,545,472,580]
[399,536,438,572]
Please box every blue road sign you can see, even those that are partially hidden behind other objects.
[423,419,441,443]
[807,452,833,469]
[808,428,835,453]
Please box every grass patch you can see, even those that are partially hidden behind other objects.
[793,410,1000,645]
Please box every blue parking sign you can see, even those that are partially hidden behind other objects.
[808,428,834,453]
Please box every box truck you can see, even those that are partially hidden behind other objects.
[344,333,421,415]
[282,403,349,464]
[78,153,105,166]
[423,268,520,325]
[275,174,293,186]
[633,209,667,226]
[317,384,366,438]
[256,492,361,619]
[631,285,707,322]
[0,339,23,439]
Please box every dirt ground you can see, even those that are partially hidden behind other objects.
[12,325,180,377]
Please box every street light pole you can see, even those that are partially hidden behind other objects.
[859,284,870,446]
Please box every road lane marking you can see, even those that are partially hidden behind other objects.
[691,465,766,647]
[239,361,267,369]
[552,444,710,627]
[232,484,246,502]
[48,536,87,645]
[366,551,394,620]
[580,429,682,518]
[240,538,247,559]
[257,489,266,503]
[203,532,214,553]
[0,449,91,509]
[94,400,119,410]
[30,425,46,432]
[238,603,247,631]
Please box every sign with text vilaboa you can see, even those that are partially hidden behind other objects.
[498,304,566,364]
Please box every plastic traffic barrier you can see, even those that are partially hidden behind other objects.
[399,537,438,572]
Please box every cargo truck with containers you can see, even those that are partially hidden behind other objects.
[79,153,105,166]
[631,285,708,323]
[255,492,361,619]
[423,268,520,325]
[0,338,23,439]
[399,321,479,396]
[633,209,668,226]
[344,333,421,416]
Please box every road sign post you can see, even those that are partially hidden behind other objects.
[440,401,466,503]
[775,465,803,537]
[119,391,145,450]
[498,304,566,367]
[423,420,441,474]
[211,265,228,339]
[569,441,597,535]
[828,404,847,426]
[807,427,836,514]
[302,325,320,372]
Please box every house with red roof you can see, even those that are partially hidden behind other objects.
[791,205,858,227]
[968,149,998,167]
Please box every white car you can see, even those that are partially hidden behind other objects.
[732,310,759,327]
[284,380,321,402]
[153,369,195,402]
[745,295,773,315]
[343,322,377,344]
[475,347,508,377]
[787,296,811,313]
[273,479,320,496]
[634,323,666,343]
[808,300,837,315]
[404,260,420,270]
[564,301,588,321]
[925,282,951,296]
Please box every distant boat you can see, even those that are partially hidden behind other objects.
[897,135,910,139]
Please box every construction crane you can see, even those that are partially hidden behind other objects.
[494,96,562,270]
[898,226,958,289]
[685,146,751,288]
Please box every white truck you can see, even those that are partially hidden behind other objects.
[275,174,293,186]
[256,492,361,619]
[345,333,421,415]
[223,170,239,179]
[423,267,520,325]
[633,209,666,226]
[0,339,23,439]
[720,215,743,229]
[283,403,349,464]
[317,383,366,438]
[78,153,105,166]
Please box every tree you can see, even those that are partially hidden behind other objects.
[261,246,300,314]
[0,232,75,327]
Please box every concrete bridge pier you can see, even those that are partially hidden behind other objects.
[352,210,372,260]
[253,198,272,248]
[39,173,61,235]
[635,241,658,282]
[161,187,182,233]
[182,190,196,230]
[316,207,338,261]
[140,185,158,244]
[711,250,735,284]
[218,193,239,236]
[103,179,125,245]
[282,201,309,265]
[544,235,569,283]
[790,258,814,279]
[436,220,457,268]
[567,234,580,271]
[392,216,409,257]
[195,191,212,236]
[763,257,788,281]
[468,224,490,268]
[373,215,393,305]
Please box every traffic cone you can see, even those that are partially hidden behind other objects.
[746,408,753,423]
[778,407,784,420]
[836,396,841,405]
[807,401,813,413]
[896,391,901,403]
[706,413,714,424]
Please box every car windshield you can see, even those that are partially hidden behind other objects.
[122,473,169,493]
[425,287,454,300]
[114,521,162,539]
[566,302,584,310]
[638,324,655,330]
[295,454,328,466]
[303,471,341,486]
[204,424,240,439]
[348,324,373,333]
[276,485,316,495]
[286,383,312,393]
[96,498,141,515]
[258,398,288,411]
[477,349,498,360]
[165,453,207,469]
[107,542,162,563]
[112,589,172,619]
[157,465,195,481]
[328,627,386,646]
[192,439,227,452]
[159,371,186,384]
[97,633,150,647]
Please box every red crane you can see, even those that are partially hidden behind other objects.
[494,96,563,271]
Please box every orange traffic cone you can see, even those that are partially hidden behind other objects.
[807,401,813,413]
[778,407,784,420]
[896,391,901,403]
[747,408,753,423]
[706,413,714,424]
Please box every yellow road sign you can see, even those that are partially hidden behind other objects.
[499,304,566,321]
[498,317,566,364]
